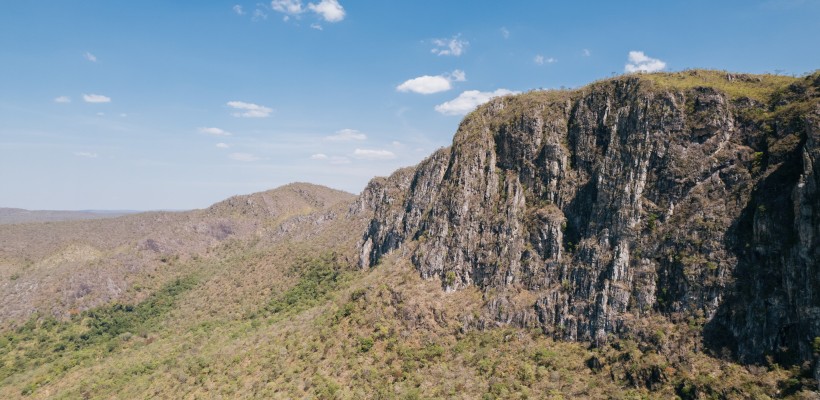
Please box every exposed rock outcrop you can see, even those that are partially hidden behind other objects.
[355,70,820,366]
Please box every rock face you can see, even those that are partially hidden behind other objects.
[355,71,820,366]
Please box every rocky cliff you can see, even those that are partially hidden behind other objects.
[355,70,820,368]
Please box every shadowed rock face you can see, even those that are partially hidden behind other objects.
[355,71,820,365]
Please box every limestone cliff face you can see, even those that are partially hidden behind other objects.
[355,71,820,365]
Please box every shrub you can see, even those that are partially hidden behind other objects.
[359,337,374,353]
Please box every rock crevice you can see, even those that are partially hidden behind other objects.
[356,71,820,365]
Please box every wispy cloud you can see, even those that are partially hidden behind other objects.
[227,101,273,118]
[271,0,345,22]
[353,148,396,160]
[272,0,304,15]
[311,154,351,164]
[310,23,323,30]
[534,55,556,65]
[199,127,232,136]
[233,4,246,15]
[325,128,366,141]
[450,70,466,82]
[308,0,345,22]
[253,8,268,20]
[396,70,466,94]
[229,152,260,162]
[500,27,510,39]
[624,51,666,73]
[54,96,71,103]
[83,94,111,103]
[216,142,230,149]
[582,48,591,57]
[84,52,97,62]
[431,35,468,56]
[435,89,518,116]
[74,151,98,158]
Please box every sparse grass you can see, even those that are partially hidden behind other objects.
[638,69,799,102]
[0,239,813,399]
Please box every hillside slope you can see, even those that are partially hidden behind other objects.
[0,183,355,326]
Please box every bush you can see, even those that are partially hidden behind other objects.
[359,337,374,353]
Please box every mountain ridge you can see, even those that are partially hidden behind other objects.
[356,69,819,368]
[0,183,356,327]
[2,70,819,398]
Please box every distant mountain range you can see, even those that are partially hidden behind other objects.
[0,208,140,225]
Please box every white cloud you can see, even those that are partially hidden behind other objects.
[74,151,98,158]
[310,153,328,160]
[534,55,556,65]
[229,152,260,162]
[500,27,510,39]
[353,148,396,160]
[435,89,518,116]
[325,128,366,141]
[272,0,304,14]
[96,112,105,116]
[449,69,466,82]
[431,35,468,56]
[216,142,230,149]
[84,52,97,62]
[83,94,111,103]
[227,101,273,118]
[308,0,345,22]
[233,5,245,15]
[199,127,232,136]
[271,0,345,23]
[119,113,127,117]
[397,75,451,94]
[54,96,71,103]
[582,49,591,57]
[625,51,666,73]
[396,69,466,95]
[253,9,268,20]
[310,23,323,30]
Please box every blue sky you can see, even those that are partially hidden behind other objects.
[1,1,819,210]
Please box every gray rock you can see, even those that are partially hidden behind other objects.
[356,72,820,366]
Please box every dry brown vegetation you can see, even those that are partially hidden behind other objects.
[1,247,811,399]
[0,183,355,328]
[2,71,819,398]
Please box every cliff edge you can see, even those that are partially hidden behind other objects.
[355,70,820,368]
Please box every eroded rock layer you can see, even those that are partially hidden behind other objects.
[356,71,820,365]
